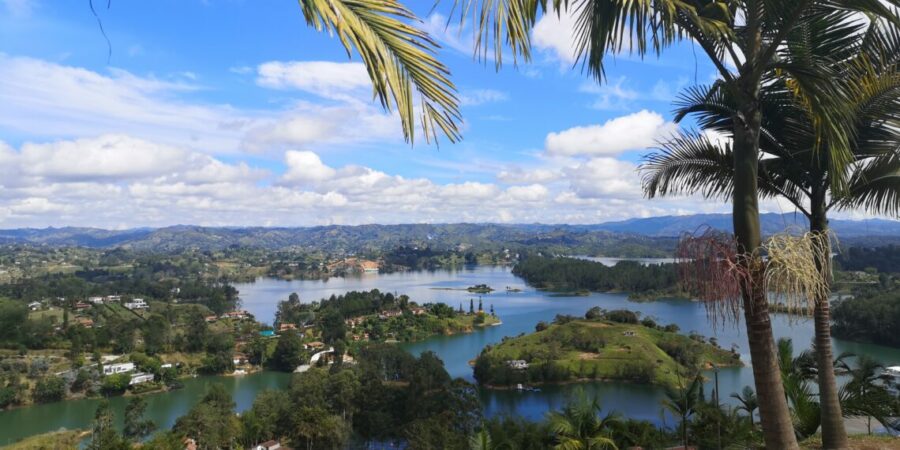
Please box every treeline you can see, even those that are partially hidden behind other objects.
[832,287,900,347]
[512,256,680,296]
[835,245,900,273]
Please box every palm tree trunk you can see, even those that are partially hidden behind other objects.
[810,199,849,450]
[733,104,799,449]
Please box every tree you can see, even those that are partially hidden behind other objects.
[641,18,900,446]
[271,330,305,372]
[32,375,66,403]
[173,384,241,450]
[124,396,156,441]
[469,299,474,315]
[87,400,130,450]
[731,386,758,428]
[661,373,703,448]
[546,395,619,450]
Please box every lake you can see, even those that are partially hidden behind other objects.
[2,263,897,442]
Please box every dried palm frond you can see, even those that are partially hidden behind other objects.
[764,232,831,318]
[675,227,748,326]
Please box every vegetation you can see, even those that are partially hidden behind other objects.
[832,287,900,347]
[513,256,682,299]
[473,309,738,389]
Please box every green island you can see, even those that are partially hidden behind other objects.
[512,255,689,301]
[466,284,494,293]
[474,308,740,390]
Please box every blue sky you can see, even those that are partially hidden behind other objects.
[0,0,812,228]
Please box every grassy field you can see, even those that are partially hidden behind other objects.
[477,319,740,389]
[801,434,900,449]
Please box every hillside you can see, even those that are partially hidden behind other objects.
[473,317,740,389]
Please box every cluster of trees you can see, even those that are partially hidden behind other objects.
[835,245,900,274]
[513,256,680,296]
[832,288,900,347]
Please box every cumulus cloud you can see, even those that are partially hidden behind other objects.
[533,8,580,63]
[545,110,677,156]
[282,150,337,183]
[256,61,370,101]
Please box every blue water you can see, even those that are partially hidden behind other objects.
[236,264,900,424]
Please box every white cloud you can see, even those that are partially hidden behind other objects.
[256,61,370,100]
[282,150,337,183]
[459,89,509,106]
[545,110,677,156]
[565,157,642,199]
[533,8,580,63]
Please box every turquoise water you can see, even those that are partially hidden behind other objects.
[3,264,897,441]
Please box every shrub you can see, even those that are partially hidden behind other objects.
[33,375,67,403]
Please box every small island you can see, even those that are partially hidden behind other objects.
[473,308,740,390]
[467,284,494,293]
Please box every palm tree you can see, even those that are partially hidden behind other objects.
[547,396,620,450]
[661,373,703,448]
[443,2,900,447]
[299,0,461,144]
[731,386,758,428]
[641,15,900,446]
[841,356,896,435]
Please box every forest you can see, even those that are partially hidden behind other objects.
[512,256,681,297]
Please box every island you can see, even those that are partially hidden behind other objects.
[512,255,688,301]
[467,284,494,293]
[473,308,740,389]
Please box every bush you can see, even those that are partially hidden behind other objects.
[33,375,67,403]
[102,373,131,395]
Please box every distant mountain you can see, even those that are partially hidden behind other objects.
[589,213,900,237]
[0,214,894,252]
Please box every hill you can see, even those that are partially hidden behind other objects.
[473,316,740,389]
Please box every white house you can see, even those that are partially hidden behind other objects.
[124,298,148,310]
[105,295,122,303]
[27,301,41,311]
[88,296,105,304]
[103,362,135,375]
[129,372,155,385]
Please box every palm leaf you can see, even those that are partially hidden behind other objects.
[300,0,461,144]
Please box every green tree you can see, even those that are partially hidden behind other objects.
[32,375,66,403]
[731,386,759,428]
[86,400,130,450]
[546,395,619,450]
[173,384,241,450]
[124,396,156,441]
[661,374,703,448]
[271,329,305,372]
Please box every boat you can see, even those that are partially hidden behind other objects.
[516,383,524,391]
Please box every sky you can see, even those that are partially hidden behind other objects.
[0,0,843,229]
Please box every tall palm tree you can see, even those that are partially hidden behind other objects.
[731,385,758,428]
[641,16,900,447]
[443,2,900,447]
[299,0,462,144]
[547,396,620,450]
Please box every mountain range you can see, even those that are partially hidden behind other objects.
[0,213,895,252]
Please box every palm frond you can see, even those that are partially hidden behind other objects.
[300,0,461,144]
[641,132,735,200]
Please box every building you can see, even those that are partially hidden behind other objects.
[378,310,402,320]
[103,362,135,375]
[278,323,297,332]
[205,315,218,323]
[304,341,325,350]
[27,301,41,311]
[344,316,367,328]
[106,295,122,303]
[88,296,105,305]
[129,372,155,385]
[622,331,637,337]
[222,310,248,320]
[124,298,148,310]
[233,353,247,366]
[75,317,94,328]
[75,302,91,311]
[409,307,427,316]
[507,360,529,370]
